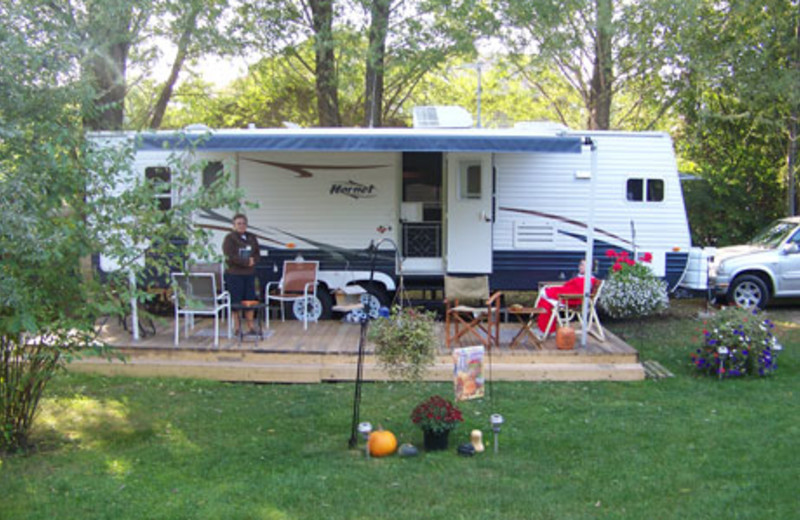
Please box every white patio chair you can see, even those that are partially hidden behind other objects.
[171,272,231,347]
[535,279,605,341]
[265,260,319,330]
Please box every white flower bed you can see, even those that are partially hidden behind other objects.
[599,274,669,319]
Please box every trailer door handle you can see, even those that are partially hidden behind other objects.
[480,210,491,222]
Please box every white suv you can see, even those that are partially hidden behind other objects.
[710,217,800,309]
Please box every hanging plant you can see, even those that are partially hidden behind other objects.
[369,305,438,382]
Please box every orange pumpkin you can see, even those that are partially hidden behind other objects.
[368,429,398,457]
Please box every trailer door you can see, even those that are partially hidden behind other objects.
[446,153,493,273]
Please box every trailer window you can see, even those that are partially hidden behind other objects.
[626,178,664,202]
[460,161,482,200]
[203,161,224,188]
[145,166,172,211]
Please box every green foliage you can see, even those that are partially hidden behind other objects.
[675,0,799,244]
[495,0,693,130]
[599,250,669,319]
[0,3,244,452]
[369,305,438,382]
[690,307,782,378]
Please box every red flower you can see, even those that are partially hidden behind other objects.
[605,249,616,258]
[640,252,653,263]
[612,263,622,272]
[410,395,463,433]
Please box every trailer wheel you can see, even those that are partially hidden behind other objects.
[355,283,390,319]
[290,288,333,322]
[728,274,769,310]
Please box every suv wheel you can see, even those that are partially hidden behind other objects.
[728,275,769,309]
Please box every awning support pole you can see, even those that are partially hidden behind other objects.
[581,138,597,348]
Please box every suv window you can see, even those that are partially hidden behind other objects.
[749,220,797,248]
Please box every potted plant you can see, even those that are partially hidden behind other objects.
[690,306,783,378]
[410,395,464,451]
[369,305,438,382]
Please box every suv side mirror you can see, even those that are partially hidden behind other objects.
[782,243,799,255]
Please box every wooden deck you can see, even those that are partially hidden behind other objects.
[70,316,645,382]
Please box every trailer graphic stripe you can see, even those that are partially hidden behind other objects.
[499,206,633,246]
[242,158,388,178]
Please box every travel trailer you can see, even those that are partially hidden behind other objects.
[95,108,694,321]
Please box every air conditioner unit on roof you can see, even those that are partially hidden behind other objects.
[412,106,473,129]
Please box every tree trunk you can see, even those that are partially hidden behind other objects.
[84,40,130,131]
[363,0,391,127]
[309,0,341,127]
[588,0,613,130]
[789,112,798,215]
[82,4,133,131]
[149,6,201,130]
[788,15,799,216]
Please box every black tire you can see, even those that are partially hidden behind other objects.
[728,274,770,310]
[290,286,333,322]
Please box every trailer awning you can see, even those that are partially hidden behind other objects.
[137,129,584,154]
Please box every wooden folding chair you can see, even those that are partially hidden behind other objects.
[444,275,502,350]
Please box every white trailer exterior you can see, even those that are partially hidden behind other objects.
[99,122,693,318]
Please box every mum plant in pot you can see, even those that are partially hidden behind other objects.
[410,395,464,451]
[369,305,438,382]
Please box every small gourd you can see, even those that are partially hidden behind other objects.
[470,429,485,453]
[368,429,398,457]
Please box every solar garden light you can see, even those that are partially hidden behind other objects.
[358,421,373,459]
[717,346,729,380]
[490,414,504,454]
[773,342,783,371]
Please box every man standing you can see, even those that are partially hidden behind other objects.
[223,214,261,335]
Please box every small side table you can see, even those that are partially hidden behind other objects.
[230,302,268,344]
[507,306,546,350]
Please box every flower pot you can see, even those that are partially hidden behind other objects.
[556,326,576,350]
[422,429,450,451]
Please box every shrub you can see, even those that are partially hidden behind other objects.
[690,306,783,378]
[598,250,669,319]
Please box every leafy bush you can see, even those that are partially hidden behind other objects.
[369,305,438,382]
[690,307,783,378]
[598,250,669,319]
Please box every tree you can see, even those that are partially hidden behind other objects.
[676,0,800,244]
[0,2,243,452]
[77,0,150,130]
[362,0,391,127]
[238,0,493,128]
[496,0,692,130]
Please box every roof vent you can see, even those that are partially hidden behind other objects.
[412,106,473,128]
[513,121,570,135]
[184,123,212,132]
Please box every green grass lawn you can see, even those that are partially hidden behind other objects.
[1,302,798,519]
